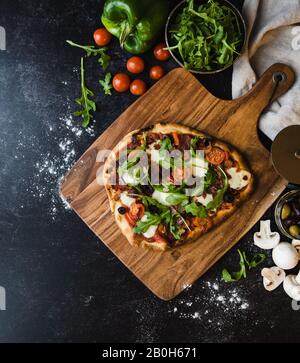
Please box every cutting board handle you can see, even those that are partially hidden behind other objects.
[223,63,295,141]
[234,63,295,115]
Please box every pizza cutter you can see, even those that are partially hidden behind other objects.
[271,125,300,185]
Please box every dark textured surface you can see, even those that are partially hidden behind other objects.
[0,0,299,343]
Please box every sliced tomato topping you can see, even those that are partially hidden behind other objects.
[125,212,136,226]
[192,217,213,232]
[172,132,180,146]
[223,150,230,161]
[173,168,185,184]
[152,232,167,244]
[205,147,226,166]
[130,203,145,219]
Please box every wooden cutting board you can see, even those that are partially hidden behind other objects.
[60,63,294,301]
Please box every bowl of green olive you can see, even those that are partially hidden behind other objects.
[275,190,300,240]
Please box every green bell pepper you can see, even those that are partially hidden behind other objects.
[101,0,170,54]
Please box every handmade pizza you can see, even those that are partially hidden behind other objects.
[103,123,254,251]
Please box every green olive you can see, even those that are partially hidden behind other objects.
[281,203,291,220]
[289,225,300,238]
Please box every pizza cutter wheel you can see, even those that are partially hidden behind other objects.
[271,125,300,185]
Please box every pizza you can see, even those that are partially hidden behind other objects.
[103,123,254,251]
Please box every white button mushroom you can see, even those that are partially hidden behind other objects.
[283,271,300,301]
[254,220,280,250]
[272,242,300,270]
[261,267,286,291]
[292,239,300,252]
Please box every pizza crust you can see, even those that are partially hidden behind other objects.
[103,123,254,251]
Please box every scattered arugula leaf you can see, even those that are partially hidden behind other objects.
[73,57,96,128]
[222,249,247,283]
[185,202,207,218]
[99,72,113,96]
[66,40,110,70]
[222,249,266,283]
[244,252,266,270]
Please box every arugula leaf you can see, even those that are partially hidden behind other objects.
[185,202,207,218]
[155,183,185,194]
[186,180,205,197]
[98,51,110,71]
[244,252,266,270]
[190,137,199,157]
[74,57,96,128]
[206,167,228,210]
[204,167,217,190]
[159,137,173,151]
[130,193,186,241]
[222,250,247,283]
[129,193,169,212]
[222,249,266,283]
[156,137,183,171]
[118,157,140,176]
[99,72,113,96]
[134,213,161,234]
[165,193,189,205]
[169,217,185,240]
[66,40,110,70]
[168,0,243,71]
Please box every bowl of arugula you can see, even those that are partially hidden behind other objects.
[165,0,246,74]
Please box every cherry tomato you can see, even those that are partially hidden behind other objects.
[93,28,112,46]
[130,203,145,219]
[205,147,226,165]
[126,56,145,74]
[130,79,147,96]
[112,73,130,93]
[149,65,165,80]
[153,42,171,61]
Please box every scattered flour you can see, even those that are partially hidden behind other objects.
[170,279,251,326]
[22,104,97,219]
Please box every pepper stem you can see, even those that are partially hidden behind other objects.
[120,21,132,48]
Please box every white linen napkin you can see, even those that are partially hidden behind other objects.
[232,0,300,140]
